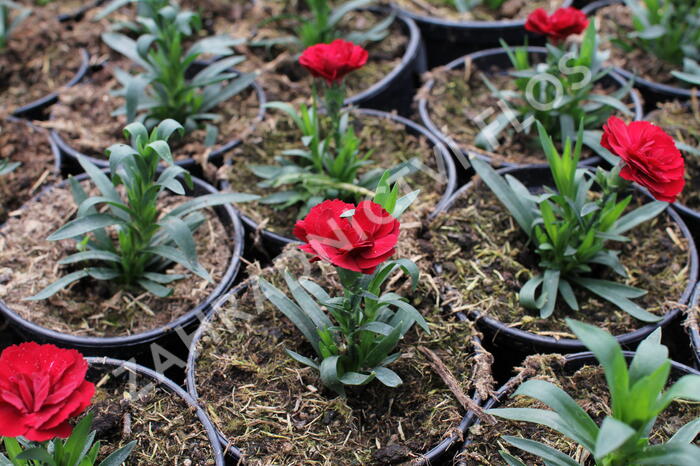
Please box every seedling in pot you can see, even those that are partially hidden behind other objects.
[28,119,258,300]
[101,3,255,141]
[0,343,136,466]
[0,0,31,50]
[260,174,426,396]
[614,0,700,87]
[476,7,633,159]
[256,0,394,50]
[470,118,684,321]
[251,40,419,217]
[488,319,700,466]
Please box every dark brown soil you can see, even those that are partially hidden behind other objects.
[390,0,564,22]
[423,180,690,337]
[647,100,700,210]
[48,59,261,164]
[595,4,688,88]
[0,119,57,223]
[224,111,448,237]
[88,363,217,465]
[423,67,634,165]
[458,355,700,464]
[0,8,84,115]
[0,181,232,337]
[193,246,494,465]
[214,5,408,105]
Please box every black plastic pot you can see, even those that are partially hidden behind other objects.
[583,0,696,111]
[0,173,246,363]
[56,0,105,22]
[52,64,267,179]
[418,47,644,179]
[86,356,225,466]
[456,351,700,465]
[225,107,457,259]
[391,0,573,68]
[10,49,90,120]
[185,283,483,464]
[344,9,425,117]
[433,164,698,356]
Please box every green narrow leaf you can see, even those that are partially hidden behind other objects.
[501,436,580,466]
[98,440,137,466]
[594,416,636,459]
[25,270,91,301]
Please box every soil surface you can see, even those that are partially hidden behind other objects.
[0,119,57,223]
[389,0,564,22]
[224,111,449,237]
[88,364,217,465]
[458,354,700,464]
[48,59,261,165]
[594,4,689,88]
[0,7,84,116]
[193,246,494,465]
[647,100,700,211]
[423,66,635,165]
[0,181,232,337]
[422,180,690,337]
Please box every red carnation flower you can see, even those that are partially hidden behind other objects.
[299,39,369,85]
[0,343,95,442]
[293,199,400,274]
[525,7,589,43]
[601,116,685,203]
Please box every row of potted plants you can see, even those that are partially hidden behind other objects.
[1,0,700,464]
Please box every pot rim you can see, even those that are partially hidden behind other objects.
[11,49,91,118]
[389,0,574,29]
[86,356,225,466]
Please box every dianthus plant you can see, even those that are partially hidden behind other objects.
[476,22,633,158]
[471,122,676,321]
[29,120,257,300]
[101,3,255,138]
[251,40,418,217]
[260,175,428,396]
[489,319,700,466]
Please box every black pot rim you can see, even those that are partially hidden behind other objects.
[51,72,267,172]
[458,350,700,458]
[582,0,696,101]
[11,49,90,118]
[345,8,422,106]
[0,173,246,349]
[4,115,62,176]
[687,282,700,367]
[86,356,225,466]
[235,107,458,248]
[434,164,699,351]
[390,0,573,29]
[185,282,483,464]
[417,46,644,169]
